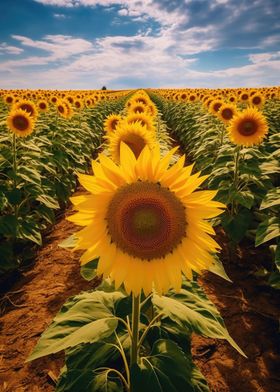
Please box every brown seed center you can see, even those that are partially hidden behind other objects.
[222,108,233,120]
[252,96,261,105]
[12,115,29,131]
[238,120,257,136]
[106,181,187,260]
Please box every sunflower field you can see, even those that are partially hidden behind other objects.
[0,87,279,392]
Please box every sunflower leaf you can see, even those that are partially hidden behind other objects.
[152,281,246,357]
[27,290,124,362]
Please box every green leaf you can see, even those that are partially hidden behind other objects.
[221,209,252,243]
[17,220,42,245]
[234,190,255,209]
[80,258,99,281]
[56,342,122,392]
[59,234,78,249]
[208,255,232,282]
[0,215,17,236]
[131,339,202,392]
[152,282,246,357]
[6,189,22,205]
[260,187,280,209]
[255,217,280,246]
[36,194,59,209]
[27,290,124,361]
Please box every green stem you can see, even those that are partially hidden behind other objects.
[138,313,163,350]
[130,295,140,367]
[11,133,19,228]
[231,146,241,216]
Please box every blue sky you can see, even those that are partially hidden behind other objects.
[0,0,279,89]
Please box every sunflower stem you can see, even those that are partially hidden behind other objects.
[231,146,241,215]
[130,294,140,368]
[11,133,19,225]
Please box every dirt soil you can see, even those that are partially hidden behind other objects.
[0,202,280,392]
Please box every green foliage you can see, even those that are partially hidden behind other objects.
[0,96,127,275]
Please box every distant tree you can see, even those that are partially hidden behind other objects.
[101,86,107,90]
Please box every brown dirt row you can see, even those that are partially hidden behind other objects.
[0,197,279,392]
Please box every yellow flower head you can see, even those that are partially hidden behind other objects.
[218,103,237,124]
[125,112,156,133]
[228,108,268,146]
[37,99,49,112]
[68,143,225,296]
[105,121,156,163]
[13,99,38,119]
[103,114,123,133]
[7,108,35,138]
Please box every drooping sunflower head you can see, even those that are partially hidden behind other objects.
[125,112,156,133]
[13,100,38,119]
[69,143,225,295]
[218,103,237,124]
[228,108,269,146]
[103,113,123,134]
[7,108,35,138]
[105,121,156,163]
[147,102,158,118]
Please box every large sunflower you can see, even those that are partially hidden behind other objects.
[7,109,35,137]
[68,143,224,296]
[105,121,156,163]
[228,108,268,146]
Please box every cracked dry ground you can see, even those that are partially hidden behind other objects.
[0,197,280,392]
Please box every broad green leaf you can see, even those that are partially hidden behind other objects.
[221,209,252,243]
[255,217,280,246]
[152,282,246,357]
[56,341,122,392]
[27,290,124,361]
[260,187,280,209]
[131,339,204,392]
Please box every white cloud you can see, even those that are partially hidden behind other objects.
[249,51,280,64]
[53,13,67,18]
[0,43,23,55]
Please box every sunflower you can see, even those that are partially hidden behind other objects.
[56,100,69,118]
[74,99,84,111]
[209,99,223,115]
[68,143,224,296]
[5,95,14,105]
[14,100,38,119]
[218,103,237,124]
[125,113,155,133]
[105,121,156,163]
[104,114,123,133]
[250,93,265,108]
[37,99,49,112]
[128,102,148,115]
[147,102,158,118]
[7,109,35,138]
[228,108,268,146]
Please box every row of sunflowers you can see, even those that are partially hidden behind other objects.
[0,89,128,275]
[27,90,247,392]
[150,86,279,289]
